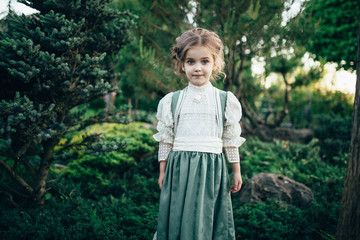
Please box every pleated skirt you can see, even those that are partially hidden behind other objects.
[156,151,236,240]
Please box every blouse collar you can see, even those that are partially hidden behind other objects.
[188,81,213,92]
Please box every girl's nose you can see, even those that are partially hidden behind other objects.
[194,64,201,71]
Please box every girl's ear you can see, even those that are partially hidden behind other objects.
[182,63,185,72]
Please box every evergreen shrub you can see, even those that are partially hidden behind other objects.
[237,137,346,239]
[55,122,157,198]
[233,199,312,240]
[0,129,346,239]
[313,114,352,164]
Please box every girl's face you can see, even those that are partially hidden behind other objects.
[182,45,215,87]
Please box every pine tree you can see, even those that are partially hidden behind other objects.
[0,0,133,207]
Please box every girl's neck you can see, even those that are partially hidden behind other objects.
[188,81,212,91]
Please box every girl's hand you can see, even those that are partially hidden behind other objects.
[230,172,242,193]
[158,161,167,190]
[158,172,165,190]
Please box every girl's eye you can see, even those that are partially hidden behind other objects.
[202,60,209,64]
[187,60,194,64]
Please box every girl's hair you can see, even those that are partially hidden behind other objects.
[171,28,225,79]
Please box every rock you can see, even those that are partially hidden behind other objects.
[238,172,314,208]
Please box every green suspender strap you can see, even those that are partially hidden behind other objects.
[171,90,181,117]
[218,89,227,130]
[171,88,228,137]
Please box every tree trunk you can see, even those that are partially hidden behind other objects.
[336,11,360,240]
[33,138,59,208]
[270,72,290,128]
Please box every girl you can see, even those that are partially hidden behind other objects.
[153,28,246,240]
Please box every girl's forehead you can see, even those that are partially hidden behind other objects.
[185,45,213,59]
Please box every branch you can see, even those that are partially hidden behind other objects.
[23,160,37,181]
[0,158,33,194]
[38,138,59,175]
[235,52,245,98]
[12,140,31,171]
[75,110,129,131]
[239,95,265,128]
[0,191,18,207]
[55,133,101,155]
[0,182,30,199]
[268,72,290,128]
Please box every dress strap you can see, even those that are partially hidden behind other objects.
[215,89,227,138]
[172,88,187,135]
[219,90,227,127]
[171,90,181,117]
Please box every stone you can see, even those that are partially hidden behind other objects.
[238,172,314,208]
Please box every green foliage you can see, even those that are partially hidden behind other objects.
[263,86,354,129]
[132,110,157,123]
[0,195,158,240]
[0,0,134,206]
[110,0,317,131]
[274,87,353,163]
[55,122,156,197]
[236,137,345,239]
[1,133,346,239]
[313,114,352,163]
[233,200,311,240]
[109,0,190,115]
[303,0,359,71]
[239,138,345,186]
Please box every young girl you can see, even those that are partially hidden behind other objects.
[153,28,246,240]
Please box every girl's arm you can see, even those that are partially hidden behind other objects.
[230,162,242,193]
[158,161,167,189]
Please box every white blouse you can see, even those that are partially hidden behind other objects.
[153,82,245,163]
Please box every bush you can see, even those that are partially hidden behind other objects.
[313,114,352,164]
[0,129,346,239]
[0,195,158,240]
[237,137,346,239]
[287,88,353,129]
[233,199,312,240]
[55,122,157,198]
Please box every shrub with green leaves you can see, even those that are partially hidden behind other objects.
[233,199,312,240]
[54,122,157,198]
[237,137,345,239]
[313,114,352,163]
[1,131,346,239]
[0,0,134,207]
[0,194,158,240]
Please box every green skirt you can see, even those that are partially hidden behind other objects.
[156,151,235,240]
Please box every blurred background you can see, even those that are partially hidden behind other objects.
[0,0,358,239]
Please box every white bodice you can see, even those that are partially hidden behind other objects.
[153,82,246,162]
[176,82,219,139]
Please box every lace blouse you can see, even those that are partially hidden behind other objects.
[153,82,245,163]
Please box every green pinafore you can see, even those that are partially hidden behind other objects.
[156,89,236,240]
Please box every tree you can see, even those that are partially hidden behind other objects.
[303,0,359,71]
[192,0,322,133]
[300,0,360,236]
[0,0,133,207]
[110,0,193,115]
[336,9,360,240]
[113,0,321,133]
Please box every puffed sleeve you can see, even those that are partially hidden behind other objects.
[223,92,246,163]
[153,92,174,161]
